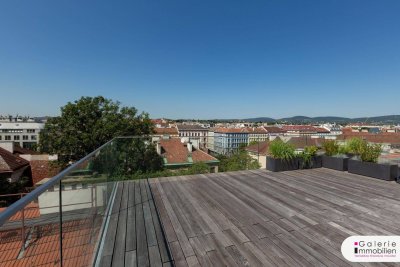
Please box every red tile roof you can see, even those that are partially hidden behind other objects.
[245,141,270,155]
[0,218,96,267]
[286,137,325,149]
[314,127,330,133]
[0,147,29,173]
[337,133,400,144]
[30,160,61,185]
[0,202,39,221]
[154,127,178,135]
[159,139,218,164]
[263,126,286,133]
[214,128,249,133]
[13,146,40,156]
[246,127,268,134]
[281,125,318,132]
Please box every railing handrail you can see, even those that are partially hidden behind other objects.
[0,135,156,226]
[0,134,270,226]
[0,138,117,226]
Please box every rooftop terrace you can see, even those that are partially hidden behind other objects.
[1,137,400,266]
[104,168,400,266]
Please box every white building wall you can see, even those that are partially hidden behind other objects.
[38,183,107,214]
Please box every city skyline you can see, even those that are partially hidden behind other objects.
[1,0,400,118]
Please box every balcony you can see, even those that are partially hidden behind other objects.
[1,137,400,266]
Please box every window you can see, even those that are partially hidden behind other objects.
[0,136,1,140]
[23,135,28,140]
[31,135,37,140]
[14,135,20,140]
[5,136,11,140]
[27,129,36,133]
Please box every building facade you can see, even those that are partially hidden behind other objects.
[214,128,249,155]
[247,127,269,144]
[0,122,44,148]
[177,124,209,147]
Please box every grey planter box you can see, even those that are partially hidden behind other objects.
[266,157,299,172]
[299,155,322,169]
[322,155,349,171]
[348,160,398,181]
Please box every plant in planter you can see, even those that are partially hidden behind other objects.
[348,141,398,181]
[323,140,339,156]
[299,146,321,169]
[345,137,364,157]
[267,139,297,172]
[321,140,349,171]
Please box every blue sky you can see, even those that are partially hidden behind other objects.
[0,0,399,119]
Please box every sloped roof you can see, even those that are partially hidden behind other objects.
[177,124,208,131]
[314,127,331,133]
[286,137,325,149]
[245,141,270,155]
[0,147,29,173]
[214,128,249,133]
[159,139,218,165]
[154,127,178,135]
[246,127,268,134]
[282,125,318,132]
[263,126,286,133]
[13,145,40,155]
[337,133,400,144]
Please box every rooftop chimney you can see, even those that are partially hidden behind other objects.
[187,142,193,153]
[156,142,161,155]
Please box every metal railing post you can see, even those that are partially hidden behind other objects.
[20,193,25,251]
[59,180,63,267]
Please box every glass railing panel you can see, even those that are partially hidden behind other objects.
[0,190,61,266]
[59,140,117,266]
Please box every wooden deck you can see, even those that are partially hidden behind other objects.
[149,168,400,267]
[100,180,173,267]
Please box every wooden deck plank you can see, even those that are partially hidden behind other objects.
[101,168,400,266]
[149,200,172,263]
[112,182,128,267]
[125,250,137,267]
[153,179,195,258]
[143,201,158,247]
[148,245,162,267]
[101,183,123,258]
[126,182,136,252]
[136,184,150,267]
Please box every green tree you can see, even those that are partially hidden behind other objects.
[217,151,260,172]
[39,96,154,163]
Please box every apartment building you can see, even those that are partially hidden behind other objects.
[176,124,209,147]
[214,128,249,155]
[247,127,269,144]
[0,122,44,148]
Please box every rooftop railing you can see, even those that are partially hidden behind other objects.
[0,135,225,266]
[0,136,161,267]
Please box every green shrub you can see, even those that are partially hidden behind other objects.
[299,146,318,168]
[346,138,364,155]
[322,140,339,156]
[268,139,295,160]
[360,143,382,163]
[338,144,350,155]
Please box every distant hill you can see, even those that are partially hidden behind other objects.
[243,117,276,123]
[243,115,400,124]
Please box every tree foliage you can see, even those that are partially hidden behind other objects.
[39,96,154,163]
[217,151,260,172]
